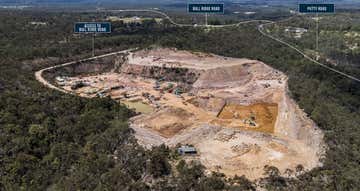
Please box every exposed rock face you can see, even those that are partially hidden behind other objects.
[63,56,118,75]
[112,54,129,72]
[120,64,201,84]
[43,54,128,80]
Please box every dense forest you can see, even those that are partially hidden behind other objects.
[0,9,360,191]
[266,13,360,74]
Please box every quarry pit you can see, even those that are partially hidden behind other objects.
[48,48,325,179]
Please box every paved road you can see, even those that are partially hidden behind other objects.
[35,9,360,92]
[257,23,360,83]
[109,9,274,28]
[109,9,360,82]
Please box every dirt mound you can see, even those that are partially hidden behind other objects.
[193,65,252,89]
[187,97,226,113]
[134,107,194,138]
[231,143,261,155]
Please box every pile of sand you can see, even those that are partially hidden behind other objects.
[134,107,194,138]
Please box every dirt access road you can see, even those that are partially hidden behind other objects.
[35,49,135,93]
[104,9,360,82]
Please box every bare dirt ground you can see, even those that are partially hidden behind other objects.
[215,103,278,134]
[59,48,325,180]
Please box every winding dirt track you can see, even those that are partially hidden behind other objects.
[35,49,135,92]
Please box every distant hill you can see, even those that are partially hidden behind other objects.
[1,0,359,7]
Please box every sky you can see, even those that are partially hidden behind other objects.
[0,0,359,6]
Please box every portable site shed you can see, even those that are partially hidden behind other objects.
[178,146,197,155]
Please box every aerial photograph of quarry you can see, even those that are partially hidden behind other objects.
[1,0,360,190]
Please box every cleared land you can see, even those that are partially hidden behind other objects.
[57,48,325,179]
[216,103,278,134]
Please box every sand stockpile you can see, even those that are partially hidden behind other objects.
[193,64,252,89]
[133,107,194,138]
